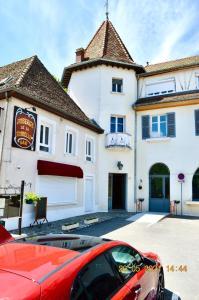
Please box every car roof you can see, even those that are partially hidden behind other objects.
[0,242,79,282]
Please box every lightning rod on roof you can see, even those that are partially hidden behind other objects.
[105,0,109,20]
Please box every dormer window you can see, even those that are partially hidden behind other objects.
[146,78,176,97]
[112,78,123,93]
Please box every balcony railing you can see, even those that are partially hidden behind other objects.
[105,132,132,149]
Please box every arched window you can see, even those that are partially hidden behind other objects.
[192,168,199,201]
[150,163,170,176]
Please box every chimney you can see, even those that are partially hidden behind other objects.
[76,48,85,63]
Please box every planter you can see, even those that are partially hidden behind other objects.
[84,217,99,225]
[25,199,33,204]
[62,222,79,231]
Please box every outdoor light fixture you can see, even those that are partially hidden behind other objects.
[138,179,143,190]
[24,106,36,112]
[117,161,123,170]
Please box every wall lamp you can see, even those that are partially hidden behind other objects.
[24,106,36,112]
[117,161,123,170]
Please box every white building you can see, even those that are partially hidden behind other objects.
[1,18,199,231]
[62,18,199,217]
[0,56,102,230]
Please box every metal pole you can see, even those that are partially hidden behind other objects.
[181,182,183,216]
[18,180,25,235]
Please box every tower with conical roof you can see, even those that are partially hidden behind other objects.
[62,17,144,212]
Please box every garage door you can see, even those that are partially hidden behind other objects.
[38,176,77,205]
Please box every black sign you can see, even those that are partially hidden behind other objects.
[12,106,37,151]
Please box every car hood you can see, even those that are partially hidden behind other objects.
[0,225,14,245]
[0,242,79,282]
[0,269,40,300]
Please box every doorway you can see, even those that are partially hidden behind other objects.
[149,163,170,212]
[85,176,94,212]
[108,173,126,210]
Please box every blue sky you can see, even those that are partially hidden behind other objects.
[0,0,199,77]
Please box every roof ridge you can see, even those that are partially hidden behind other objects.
[146,55,199,68]
[16,55,37,86]
[102,20,109,56]
[108,21,134,62]
[85,21,105,52]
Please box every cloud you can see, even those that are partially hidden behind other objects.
[0,0,199,76]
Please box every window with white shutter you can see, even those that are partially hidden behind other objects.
[146,78,176,97]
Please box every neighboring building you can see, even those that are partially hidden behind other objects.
[62,19,199,217]
[0,56,103,230]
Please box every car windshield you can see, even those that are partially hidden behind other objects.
[14,234,108,252]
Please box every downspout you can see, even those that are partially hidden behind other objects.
[0,92,10,175]
[133,77,138,213]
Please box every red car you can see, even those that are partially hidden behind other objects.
[0,225,164,300]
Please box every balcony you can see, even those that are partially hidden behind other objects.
[105,132,132,149]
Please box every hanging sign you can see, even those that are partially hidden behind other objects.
[12,106,37,151]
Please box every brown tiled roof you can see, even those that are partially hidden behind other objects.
[0,56,103,133]
[84,20,134,64]
[141,55,199,76]
[134,90,199,108]
[61,20,145,88]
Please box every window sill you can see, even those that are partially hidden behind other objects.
[145,137,171,143]
[185,201,199,206]
[110,92,125,95]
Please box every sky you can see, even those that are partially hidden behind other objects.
[0,0,199,78]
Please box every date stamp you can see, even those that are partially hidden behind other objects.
[118,264,161,273]
[118,264,188,273]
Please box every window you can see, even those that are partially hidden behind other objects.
[112,78,123,93]
[39,124,51,152]
[151,115,167,137]
[195,110,199,136]
[108,246,143,281]
[65,129,76,155]
[146,78,176,97]
[142,113,175,139]
[110,116,124,133]
[86,138,94,162]
[72,254,121,300]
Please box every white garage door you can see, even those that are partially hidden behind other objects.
[85,177,94,212]
[38,176,77,205]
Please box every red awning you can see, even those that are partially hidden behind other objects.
[37,160,83,178]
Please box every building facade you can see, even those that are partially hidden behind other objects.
[62,19,199,217]
[1,18,199,230]
[0,56,102,230]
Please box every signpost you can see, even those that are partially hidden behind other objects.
[178,173,185,216]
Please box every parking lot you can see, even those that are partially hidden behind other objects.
[73,215,199,300]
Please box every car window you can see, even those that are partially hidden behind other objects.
[70,278,87,300]
[71,254,122,300]
[108,246,143,280]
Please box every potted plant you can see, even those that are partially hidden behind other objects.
[25,192,40,205]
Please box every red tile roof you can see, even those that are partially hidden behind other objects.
[141,55,199,76]
[84,20,134,64]
[0,56,103,133]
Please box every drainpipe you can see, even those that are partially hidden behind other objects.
[133,78,138,213]
[0,91,10,176]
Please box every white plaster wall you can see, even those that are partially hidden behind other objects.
[69,65,138,212]
[136,104,199,216]
[138,67,199,98]
[0,97,98,230]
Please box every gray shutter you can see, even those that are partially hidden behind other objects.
[142,115,150,139]
[167,112,176,137]
[195,110,199,136]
